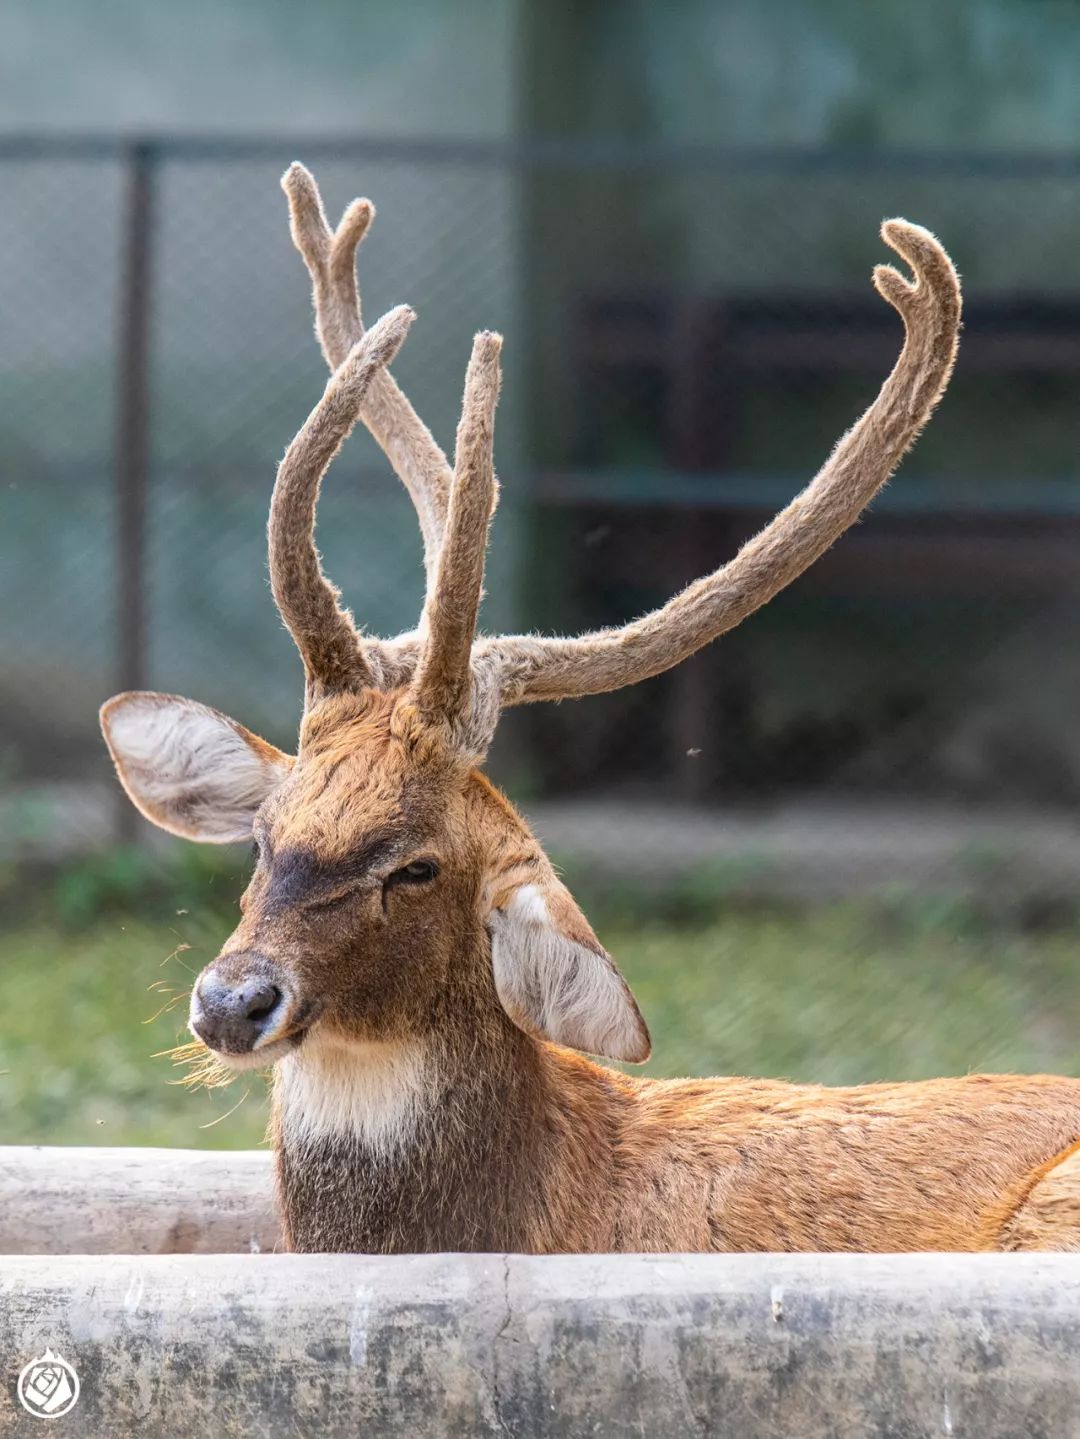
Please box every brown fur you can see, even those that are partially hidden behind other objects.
[982,1138,1080,1252]
[268,721,1080,1254]
[277,1049,1080,1256]
[224,692,1080,1255]
[99,166,1080,1256]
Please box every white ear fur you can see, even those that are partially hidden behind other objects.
[488,880,651,1063]
[100,691,293,843]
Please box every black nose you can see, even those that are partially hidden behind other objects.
[191,967,285,1055]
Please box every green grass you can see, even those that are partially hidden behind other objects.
[621,901,1080,1086]
[0,912,262,1147]
[3,872,1080,1149]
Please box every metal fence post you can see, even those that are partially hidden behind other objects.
[114,140,156,839]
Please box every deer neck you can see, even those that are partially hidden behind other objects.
[270,990,608,1254]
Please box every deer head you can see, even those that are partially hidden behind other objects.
[100,165,961,1086]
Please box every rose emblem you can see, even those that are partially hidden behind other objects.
[17,1348,80,1419]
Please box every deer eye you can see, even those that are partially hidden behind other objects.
[389,858,440,886]
[381,858,439,913]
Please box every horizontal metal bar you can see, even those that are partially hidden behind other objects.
[4,134,1080,179]
[18,458,1080,517]
[534,468,1080,517]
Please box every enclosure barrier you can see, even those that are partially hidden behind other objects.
[0,1147,279,1254]
[3,1150,1080,1437]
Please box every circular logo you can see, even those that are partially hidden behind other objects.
[17,1348,80,1420]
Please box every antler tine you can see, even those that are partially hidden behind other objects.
[410,332,502,736]
[269,305,416,702]
[481,218,961,705]
[281,163,453,586]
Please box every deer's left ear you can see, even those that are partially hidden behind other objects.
[100,691,294,843]
[487,870,651,1063]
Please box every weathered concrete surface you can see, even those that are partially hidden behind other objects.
[0,1147,280,1255]
[1,1252,1079,1438]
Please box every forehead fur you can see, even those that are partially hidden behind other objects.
[299,689,401,757]
[257,689,540,875]
[264,689,472,860]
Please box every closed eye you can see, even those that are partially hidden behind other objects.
[300,886,363,915]
[382,858,440,911]
[390,859,440,885]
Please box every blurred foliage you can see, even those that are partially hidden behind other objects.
[3,845,249,931]
[2,849,1080,1149]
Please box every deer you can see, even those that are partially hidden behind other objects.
[100,164,1080,1255]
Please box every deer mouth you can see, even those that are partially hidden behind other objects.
[200,1017,316,1072]
[241,999,323,1060]
[247,996,325,1059]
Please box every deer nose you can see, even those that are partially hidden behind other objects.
[190,963,287,1055]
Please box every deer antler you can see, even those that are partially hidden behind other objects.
[281,163,453,588]
[268,305,415,700]
[270,179,960,753]
[410,332,502,746]
[479,218,961,704]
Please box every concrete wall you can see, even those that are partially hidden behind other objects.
[2,1251,1079,1436]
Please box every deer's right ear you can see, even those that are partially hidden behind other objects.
[487,869,652,1064]
[100,692,294,843]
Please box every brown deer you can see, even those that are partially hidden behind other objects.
[101,165,1080,1255]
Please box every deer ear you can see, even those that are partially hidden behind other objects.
[488,873,651,1063]
[100,691,294,843]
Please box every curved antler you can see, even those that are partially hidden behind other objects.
[281,163,453,588]
[410,332,502,742]
[481,218,961,704]
[269,305,415,701]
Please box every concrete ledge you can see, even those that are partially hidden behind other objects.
[0,1147,279,1255]
[2,1252,1079,1437]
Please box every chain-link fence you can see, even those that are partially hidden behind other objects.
[3,138,1080,886]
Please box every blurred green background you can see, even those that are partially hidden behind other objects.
[4,853,1080,1148]
[3,0,1080,1149]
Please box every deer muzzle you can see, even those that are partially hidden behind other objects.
[190,953,298,1059]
